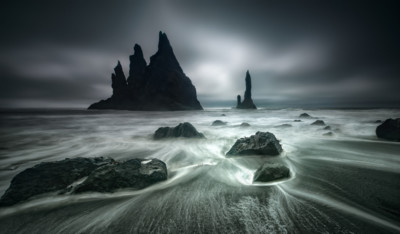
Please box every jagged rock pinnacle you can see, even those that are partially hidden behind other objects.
[236,70,257,109]
[127,44,147,87]
[111,61,127,98]
[244,70,252,100]
[158,31,172,52]
[149,31,183,73]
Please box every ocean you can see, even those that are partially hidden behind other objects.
[0,108,399,233]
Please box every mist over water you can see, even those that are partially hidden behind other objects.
[0,108,399,233]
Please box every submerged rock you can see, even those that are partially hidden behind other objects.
[376,118,400,141]
[240,122,250,127]
[226,132,283,156]
[323,126,331,130]
[275,124,292,128]
[0,157,114,206]
[323,132,334,136]
[154,122,205,139]
[253,163,290,183]
[311,120,326,126]
[236,70,257,109]
[294,120,302,122]
[212,120,227,126]
[375,120,382,123]
[74,159,167,193]
[299,113,312,118]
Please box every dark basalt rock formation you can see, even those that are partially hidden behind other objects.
[376,118,400,141]
[0,157,168,206]
[212,120,227,126]
[299,113,312,118]
[226,132,283,156]
[89,31,203,111]
[311,120,326,126]
[0,157,115,206]
[74,159,167,193]
[253,163,290,183]
[154,122,205,139]
[236,70,257,109]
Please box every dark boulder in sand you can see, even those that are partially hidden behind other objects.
[212,120,227,126]
[0,157,114,206]
[74,158,167,193]
[299,113,312,118]
[376,118,400,141]
[154,122,205,139]
[253,163,290,183]
[311,120,326,126]
[226,132,283,156]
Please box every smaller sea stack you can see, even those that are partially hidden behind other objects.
[236,70,257,109]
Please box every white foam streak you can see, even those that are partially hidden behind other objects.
[278,184,400,232]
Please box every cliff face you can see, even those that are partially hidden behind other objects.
[236,70,257,109]
[88,32,203,111]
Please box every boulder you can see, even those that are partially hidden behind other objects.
[226,132,283,156]
[212,120,227,126]
[311,120,326,126]
[154,122,205,139]
[74,159,167,193]
[299,113,311,118]
[240,122,250,127]
[253,163,290,183]
[0,157,114,206]
[0,157,168,206]
[376,118,400,141]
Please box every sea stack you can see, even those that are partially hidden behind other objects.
[236,70,257,109]
[89,31,203,111]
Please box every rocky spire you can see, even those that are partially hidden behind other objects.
[244,70,252,100]
[128,44,146,78]
[127,44,147,88]
[111,61,127,98]
[236,70,257,109]
[148,31,183,73]
[158,31,173,53]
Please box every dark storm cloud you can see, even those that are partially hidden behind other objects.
[0,0,399,108]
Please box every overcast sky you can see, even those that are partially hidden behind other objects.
[1,0,399,108]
